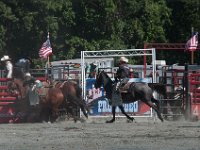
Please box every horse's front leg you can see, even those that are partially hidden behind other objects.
[106,106,116,123]
[50,106,59,122]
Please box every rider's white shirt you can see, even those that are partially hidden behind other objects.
[6,61,13,78]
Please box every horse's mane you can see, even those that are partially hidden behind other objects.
[100,71,112,82]
[13,67,25,80]
[98,71,113,99]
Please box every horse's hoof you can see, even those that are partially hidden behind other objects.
[127,120,132,123]
[106,120,115,123]
[85,114,88,119]
[127,117,135,123]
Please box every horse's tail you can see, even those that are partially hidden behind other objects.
[148,83,166,96]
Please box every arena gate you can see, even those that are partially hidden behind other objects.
[159,64,200,121]
[0,76,17,123]
[185,65,200,120]
[81,49,157,118]
[159,65,185,120]
[49,63,81,83]
[144,43,200,121]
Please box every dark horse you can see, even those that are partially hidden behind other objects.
[95,70,165,123]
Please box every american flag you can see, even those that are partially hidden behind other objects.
[39,34,52,59]
[185,32,198,51]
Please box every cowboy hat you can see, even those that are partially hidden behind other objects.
[1,55,11,61]
[25,72,31,77]
[119,56,128,63]
[92,61,98,66]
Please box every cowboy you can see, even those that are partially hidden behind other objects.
[1,55,13,78]
[88,61,98,78]
[129,68,134,78]
[115,56,130,91]
[15,58,31,75]
[23,72,36,87]
[23,73,40,106]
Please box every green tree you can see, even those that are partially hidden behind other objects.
[0,0,75,62]
[0,1,18,56]
[163,0,200,65]
[0,0,200,65]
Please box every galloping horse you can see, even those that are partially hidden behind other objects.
[95,70,165,123]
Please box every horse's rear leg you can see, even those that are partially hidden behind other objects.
[151,97,160,111]
[145,101,164,122]
[67,95,89,118]
[78,98,89,118]
[118,105,135,122]
[80,106,88,118]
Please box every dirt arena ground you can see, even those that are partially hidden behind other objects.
[0,117,200,150]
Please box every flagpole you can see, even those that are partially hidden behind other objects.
[191,27,194,64]
[39,31,52,81]
[191,51,194,64]
[47,56,50,80]
[47,32,50,81]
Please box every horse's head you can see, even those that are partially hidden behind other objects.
[95,70,113,101]
[95,70,113,89]
[94,70,104,89]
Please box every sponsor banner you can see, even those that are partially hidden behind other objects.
[86,78,152,116]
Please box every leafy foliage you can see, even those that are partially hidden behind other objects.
[0,0,199,66]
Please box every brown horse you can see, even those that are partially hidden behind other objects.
[9,77,89,123]
[39,86,65,122]
[7,67,67,122]
[8,79,65,123]
[55,80,89,122]
[10,65,88,122]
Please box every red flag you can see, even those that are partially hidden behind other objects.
[39,34,52,59]
[185,32,198,51]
